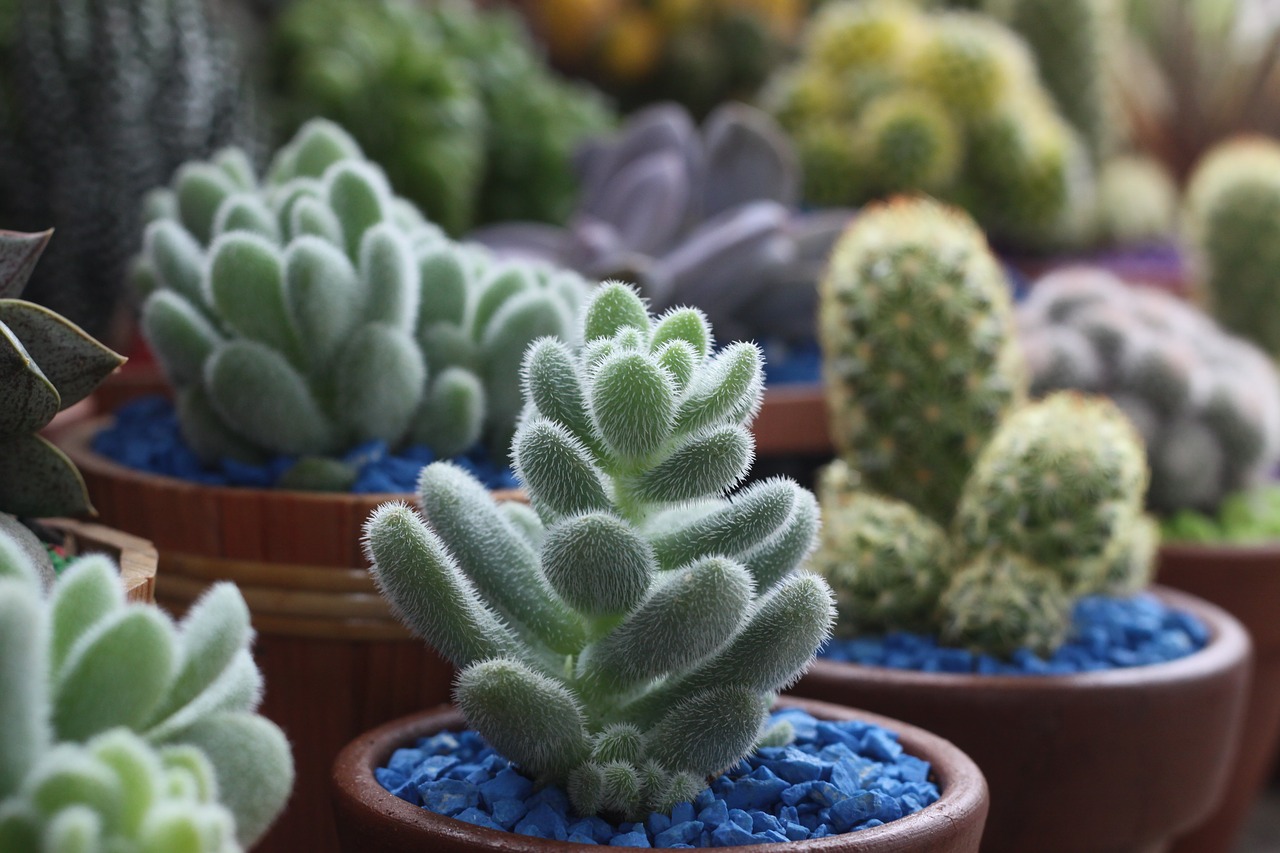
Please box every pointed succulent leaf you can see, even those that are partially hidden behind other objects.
[359,223,419,333]
[0,229,51,299]
[456,658,591,777]
[326,162,391,258]
[742,489,820,591]
[411,367,485,458]
[523,338,594,448]
[205,341,336,456]
[589,350,676,462]
[674,342,763,435]
[332,325,425,446]
[417,463,585,655]
[630,424,753,504]
[0,435,92,518]
[702,103,799,216]
[0,580,47,798]
[645,686,770,776]
[583,282,650,344]
[142,292,222,388]
[205,234,300,362]
[49,557,124,675]
[650,478,798,570]
[144,220,207,308]
[283,237,362,370]
[650,307,712,361]
[174,164,238,245]
[0,301,125,409]
[364,503,522,668]
[541,512,653,618]
[0,321,59,437]
[514,419,611,518]
[212,194,280,243]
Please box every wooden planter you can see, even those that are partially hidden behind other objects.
[331,697,990,853]
[1157,544,1280,853]
[788,588,1251,853]
[43,517,158,604]
[59,417,524,853]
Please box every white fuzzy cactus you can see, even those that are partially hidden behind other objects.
[364,283,834,818]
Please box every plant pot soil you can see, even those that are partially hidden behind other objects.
[330,696,990,853]
[1157,544,1280,853]
[41,517,158,604]
[788,587,1251,853]
[58,416,524,853]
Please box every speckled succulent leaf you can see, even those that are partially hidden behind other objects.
[0,229,52,299]
[0,322,60,437]
[0,301,126,409]
[0,435,92,518]
[364,284,832,817]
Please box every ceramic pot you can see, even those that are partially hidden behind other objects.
[789,587,1251,853]
[1157,545,1280,853]
[41,517,158,604]
[58,417,524,853]
[330,696,990,853]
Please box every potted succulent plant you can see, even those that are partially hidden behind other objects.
[54,118,590,852]
[789,197,1251,853]
[333,282,990,851]
[1017,265,1280,850]
[0,523,294,851]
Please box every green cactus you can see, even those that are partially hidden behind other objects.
[1185,137,1280,360]
[135,120,588,483]
[906,11,1033,116]
[0,0,253,345]
[364,282,834,818]
[272,0,613,236]
[0,229,125,518]
[813,460,952,636]
[1093,155,1178,246]
[857,92,963,194]
[953,392,1151,594]
[937,550,1072,656]
[807,0,919,74]
[818,197,1025,526]
[0,530,294,849]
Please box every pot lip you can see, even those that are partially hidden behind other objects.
[58,416,526,505]
[331,696,989,852]
[806,585,1251,692]
[1157,539,1280,559]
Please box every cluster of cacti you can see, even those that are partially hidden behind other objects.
[1183,136,1280,359]
[1017,266,1280,515]
[0,229,125,519]
[134,119,589,487]
[365,283,834,818]
[524,0,803,117]
[816,199,1158,657]
[765,0,1094,248]
[0,529,294,850]
[0,0,253,346]
[271,0,613,236]
[473,101,850,346]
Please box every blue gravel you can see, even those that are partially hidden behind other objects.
[760,339,821,386]
[821,593,1209,675]
[92,397,519,492]
[376,709,939,847]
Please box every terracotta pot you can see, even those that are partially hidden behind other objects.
[1156,544,1280,853]
[41,517,158,604]
[330,696,990,853]
[57,417,525,853]
[789,587,1251,853]
[753,383,831,457]
[91,361,169,414]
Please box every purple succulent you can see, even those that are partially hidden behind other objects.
[469,102,850,344]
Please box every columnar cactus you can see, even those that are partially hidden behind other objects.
[1184,137,1280,359]
[364,283,834,818]
[135,120,588,481]
[766,0,1095,248]
[0,229,125,518]
[0,530,294,850]
[0,0,253,344]
[818,197,1025,526]
[1018,267,1280,514]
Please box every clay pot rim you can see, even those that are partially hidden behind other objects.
[1158,540,1280,560]
[331,695,989,852]
[58,416,525,505]
[809,585,1250,693]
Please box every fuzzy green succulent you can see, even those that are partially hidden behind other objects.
[0,229,125,518]
[364,282,834,819]
[0,529,294,850]
[818,197,1026,527]
[135,119,588,485]
[271,0,613,236]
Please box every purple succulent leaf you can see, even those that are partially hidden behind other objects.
[0,229,53,299]
[591,151,692,257]
[466,223,573,265]
[702,103,799,217]
[787,208,856,273]
[579,103,703,221]
[562,217,627,274]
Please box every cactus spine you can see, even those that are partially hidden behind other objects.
[365,282,834,818]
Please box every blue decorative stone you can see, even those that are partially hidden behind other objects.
[422,779,478,816]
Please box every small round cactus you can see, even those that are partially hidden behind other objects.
[1094,156,1178,246]
[938,551,1073,657]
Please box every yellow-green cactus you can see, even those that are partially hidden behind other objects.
[938,550,1072,657]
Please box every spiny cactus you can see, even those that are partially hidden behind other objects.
[0,229,125,518]
[1093,155,1178,246]
[767,0,1095,248]
[1018,267,1280,514]
[364,283,834,819]
[937,550,1072,657]
[271,0,613,236]
[135,120,588,483]
[1184,137,1280,359]
[818,197,1025,527]
[0,529,294,849]
[0,0,253,346]
[473,101,848,346]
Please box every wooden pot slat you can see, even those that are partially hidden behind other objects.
[43,517,158,604]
